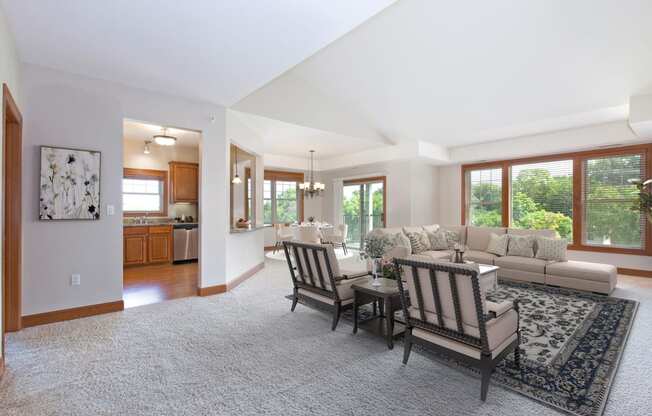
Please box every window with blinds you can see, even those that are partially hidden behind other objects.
[467,168,502,227]
[510,160,573,240]
[583,153,646,249]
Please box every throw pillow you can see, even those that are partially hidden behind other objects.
[535,236,568,261]
[444,230,461,247]
[507,234,535,258]
[486,233,509,256]
[427,230,449,250]
[406,231,430,254]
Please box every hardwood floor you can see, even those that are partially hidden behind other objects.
[123,262,198,308]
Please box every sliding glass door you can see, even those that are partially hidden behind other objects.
[342,177,386,249]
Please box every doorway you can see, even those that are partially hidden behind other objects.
[121,119,201,308]
[2,84,23,349]
[342,176,386,249]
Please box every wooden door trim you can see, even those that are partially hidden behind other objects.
[2,83,23,368]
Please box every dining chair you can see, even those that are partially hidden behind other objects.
[293,226,322,243]
[274,224,294,253]
[322,224,349,254]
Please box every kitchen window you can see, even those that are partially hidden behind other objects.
[123,168,168,216]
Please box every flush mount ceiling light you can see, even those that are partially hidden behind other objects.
[299,150,324,198]
[153,127,177,146]
[143,140,151,154]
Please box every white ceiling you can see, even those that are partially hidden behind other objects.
[229,111,386,159]
[234,0,652,147]
[123,119,201,147]
[1,0,396,106]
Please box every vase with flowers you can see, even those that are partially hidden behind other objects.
[630,178,652,224]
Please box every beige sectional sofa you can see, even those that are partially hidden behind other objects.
[369,225,617,295]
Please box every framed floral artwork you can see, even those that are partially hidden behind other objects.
[39,146,101,220]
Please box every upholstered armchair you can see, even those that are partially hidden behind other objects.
[283,241,368,330]
[273,224,294,253]
[292,226,322,243]
[394,256,521,401]
[321,224,349,254]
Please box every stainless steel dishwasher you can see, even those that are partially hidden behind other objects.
[173,224,198,263]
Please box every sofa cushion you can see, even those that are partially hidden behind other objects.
[495,256,550,274]
[535,236,568,261]
[464,250,498,265]
[439,225,467,246]
[420,250,453,261]
[422,224,440,233]
[427,230,450,250]
[545,260,617,283]
[507,228,557,238]
[507,234,535,258]
[406,231,430,254]
[486,233,509,256]
[403,226,425,234]
[467,226,507,251]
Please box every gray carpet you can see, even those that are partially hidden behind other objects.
[1,258,651,416]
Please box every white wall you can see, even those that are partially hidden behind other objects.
[0,3,22,360]
[22,64,232,315]
[123,140,199,219]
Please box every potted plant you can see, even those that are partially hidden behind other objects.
[630,178,652,223]
[361,234,400,283]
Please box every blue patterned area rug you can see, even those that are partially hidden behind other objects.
[287,281,638,416]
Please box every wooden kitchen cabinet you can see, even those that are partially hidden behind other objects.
[124,226,148,266]
[148,225,173,264]
[123,225,173,266]
[169,161,198,203]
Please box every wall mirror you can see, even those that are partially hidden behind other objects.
[230,144,256,230]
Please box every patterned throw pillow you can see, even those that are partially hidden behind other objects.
[406,231,430,254]
[486,233,509,256]
[427,231,449,250]
[535,236,568,261]
[507,235,535,258]
[444,230,461,247]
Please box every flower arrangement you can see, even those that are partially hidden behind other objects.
[361,234,393,259]
[630,178,652,223]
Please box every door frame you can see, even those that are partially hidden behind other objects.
[342,176,387,248]
[2,84,23,366]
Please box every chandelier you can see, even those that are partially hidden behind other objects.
[299,150,325,198]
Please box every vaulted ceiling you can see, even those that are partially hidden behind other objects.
[1,0,396,106]
[234,0,652,147]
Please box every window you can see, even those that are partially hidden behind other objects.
[510,160,573,240]
[466,167,502,227]
[462,144,651,255]
[264,171,304,225]
[583,154,645,249]
[123,168,167,216]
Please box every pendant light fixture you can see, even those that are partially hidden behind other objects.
[232,148,242,184]
[153,127,177,146]
[299,150,325,197]
[143,140,151,154]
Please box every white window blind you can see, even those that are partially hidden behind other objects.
[467,168,502,227]
[583,154,646,249]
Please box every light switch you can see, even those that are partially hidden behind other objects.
[107,204,115,216]
[71,274,81,286]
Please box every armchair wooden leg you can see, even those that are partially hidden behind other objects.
[332,301,342,331]
[480,355,492,401]
[291,289,298,312]
[342,242,348,255]
[402,328,413,364]
[273,242,279,254]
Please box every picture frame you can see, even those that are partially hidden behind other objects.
[39,145,102,220]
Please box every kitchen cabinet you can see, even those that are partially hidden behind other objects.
[124,226,148,266]
[123,225,173,266]
[169,161,198,203]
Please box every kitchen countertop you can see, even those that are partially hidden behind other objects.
[123,222,198,227]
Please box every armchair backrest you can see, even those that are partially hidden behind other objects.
[394,256,490,353]
[283,241,341,300]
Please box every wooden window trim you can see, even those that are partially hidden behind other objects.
[461,144,652,256]
[264,170,305,224]
[123,168,168,217]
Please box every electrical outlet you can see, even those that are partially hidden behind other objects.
[71,274,81,286]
